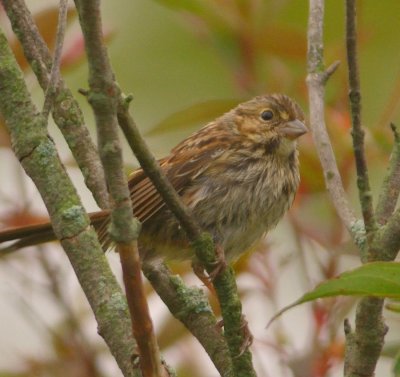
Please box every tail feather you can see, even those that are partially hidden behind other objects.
[0,210,110,253]
[0,221,55,243]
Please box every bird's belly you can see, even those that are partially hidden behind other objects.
[140,166,298,263]
[218,192,294,261]
[191,176,296,262]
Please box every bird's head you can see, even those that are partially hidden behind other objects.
[233,94,307,156]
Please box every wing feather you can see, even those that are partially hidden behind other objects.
[128,147,224,223]
[98,123,230,250]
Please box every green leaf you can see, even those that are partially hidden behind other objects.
[267,262,400,328]
[146,99,241,137]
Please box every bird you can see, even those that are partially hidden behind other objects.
[0,94,307,264]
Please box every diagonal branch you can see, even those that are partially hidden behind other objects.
[1,0,109,209]
[117,95,202,240]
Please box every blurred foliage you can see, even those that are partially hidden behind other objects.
[1,0,400,376]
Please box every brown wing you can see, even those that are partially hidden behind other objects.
[97,121,231,249]
[129,147,223,223]
[97,150,218,250]
[128,157,174,223]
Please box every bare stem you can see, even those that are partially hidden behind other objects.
[306,0,358,241]
[345,0,376,236]
[344,297,387,377]
[375,123,400,224]
[42,0,68,120]
[119,243,166,377]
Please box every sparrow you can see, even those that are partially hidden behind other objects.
[0,94,307,263]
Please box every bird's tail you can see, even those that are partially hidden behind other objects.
[0,211,109,254]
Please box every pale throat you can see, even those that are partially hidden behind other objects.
[276,138,297,158]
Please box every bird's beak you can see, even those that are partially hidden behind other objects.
[280,119,308,140]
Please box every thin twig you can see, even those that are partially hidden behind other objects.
[119,243,165,376]
[345,0,376,236]
[2,0,109,209]
[73,1,165,376]
[375,123,400,224]
[42,0,68,120]
[306,0,358,240]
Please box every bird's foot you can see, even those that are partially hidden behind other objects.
[236,315,253,357]
[192,243,227,288]
[217,315,253,357]
[207,243,227,280]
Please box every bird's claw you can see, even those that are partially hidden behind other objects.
[207,243,227,280]
[235,315,253,357]
[192,243,227,288]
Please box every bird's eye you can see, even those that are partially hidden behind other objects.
[260,110,274,121]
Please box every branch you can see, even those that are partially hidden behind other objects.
[342,2,389,376]
[345,0,376,236]
[306,0,359,241]
[73,1,165,376]
[120,244,167,377]
[344,298,387,377]
[117,96,257,376]
[2,0,109,209]
[0,27,139,377]
[41,0,68,120]
[375,123,400,224]
[142,262,234,376]
[373,208,400,262]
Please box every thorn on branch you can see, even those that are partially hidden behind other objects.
[344,318,352,335]
[125,94,134,105]
[321,60,341,84]
[390,122,400,142]
[78,88,89,96]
